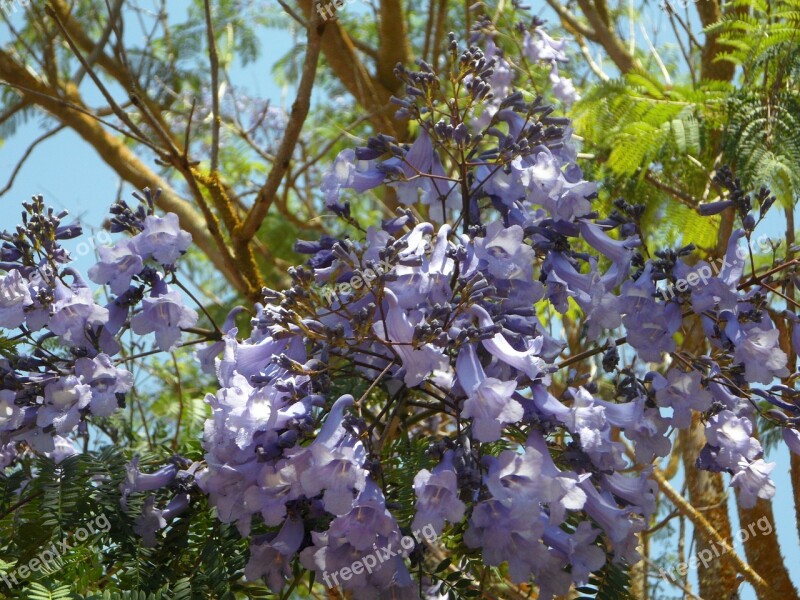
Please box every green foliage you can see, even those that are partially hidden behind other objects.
[575,559,635,600]
[575,0,799,250]
[711,0,800,208]
[381,437,436,529]
[0,333,21,361]
[0,446,269,599]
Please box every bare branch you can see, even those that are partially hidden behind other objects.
[575,0,638,73]
[0,124,65,196]
[73,0,124,85]
[542,0,596,42]
[203,0,222,173]
[652,466,771,596]
[294,0,397,134]
[236,6,323,242]
[0,49,248,294]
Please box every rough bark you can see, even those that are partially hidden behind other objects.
[695,0,736,82]
[679,420,739,600]
[736,431,799,600]
[296,0,399,135]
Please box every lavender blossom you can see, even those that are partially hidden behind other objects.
[133,213,192,265]
[130,283,198,351]
[0,269,32,328]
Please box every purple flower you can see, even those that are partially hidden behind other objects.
[134,496,166,547]
[468,305,546,380]
[245,518,304,592]
[134,493,190,547]
[325,480,400,551]
[48,281,113,352]
[372,289,447,387]
[524,430,591,524]
[132,213,192,265]
[388,129,459,212]
[120,457,179,509]
[464,498,550,584]
[652,369,713,428]
[474,221,536,282]
[36,376,92,434]
[456,344,523,442]
[731,458,776,508]
[579,480,644,562]
[542,521,604,584]
[300,481,412,596]
[75,354,133,417]
[412,452,466,534]
[47,435,80,463]
[479,157,528,205]
[244,463,294,527]
[783,428,800,456]
[523,29,569,62]
[578,221,637,286]
[544,253,621,340]
[620,264,681,362]
[285,395,369,516]
[321,148,384,205]
[730,324,789,384]
[0,443,16,469]
[298,441,368,515]
[0,390,24,432]
[88,240,144,295]
[556,388,625,470]
[0,269,32,328]
[704,410,761,471]
[130,287,198,351]
[601,471,657,518]
[549,65,579,105]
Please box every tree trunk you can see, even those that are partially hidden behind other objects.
[679,420,739,600]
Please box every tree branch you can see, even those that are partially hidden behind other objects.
[574,0,638,73]
[652,466,771,597]
[0,49,248,294]
[0,124,65,196]
[203,0,221,174]
[377,0,411,92]
[236,6,323,242]
[294,0,397,134]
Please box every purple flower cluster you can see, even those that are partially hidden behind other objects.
[0,192,197,459]
[192,27,799,597]
[3,21,797,600]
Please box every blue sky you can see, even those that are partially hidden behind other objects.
[1,4,798,598]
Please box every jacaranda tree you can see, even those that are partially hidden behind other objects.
[0,1,799,599]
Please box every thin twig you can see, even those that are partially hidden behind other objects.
[651,466,770,595]
[171,353,184,451]
[203,0,221,173]
[236,6,323,242]
[0,125,65,196]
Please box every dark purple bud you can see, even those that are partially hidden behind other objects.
[278,430,299,448]
[698,200,734,216]
[355,146,383,160]
[453,123,470,144]
[55,222,83,240]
